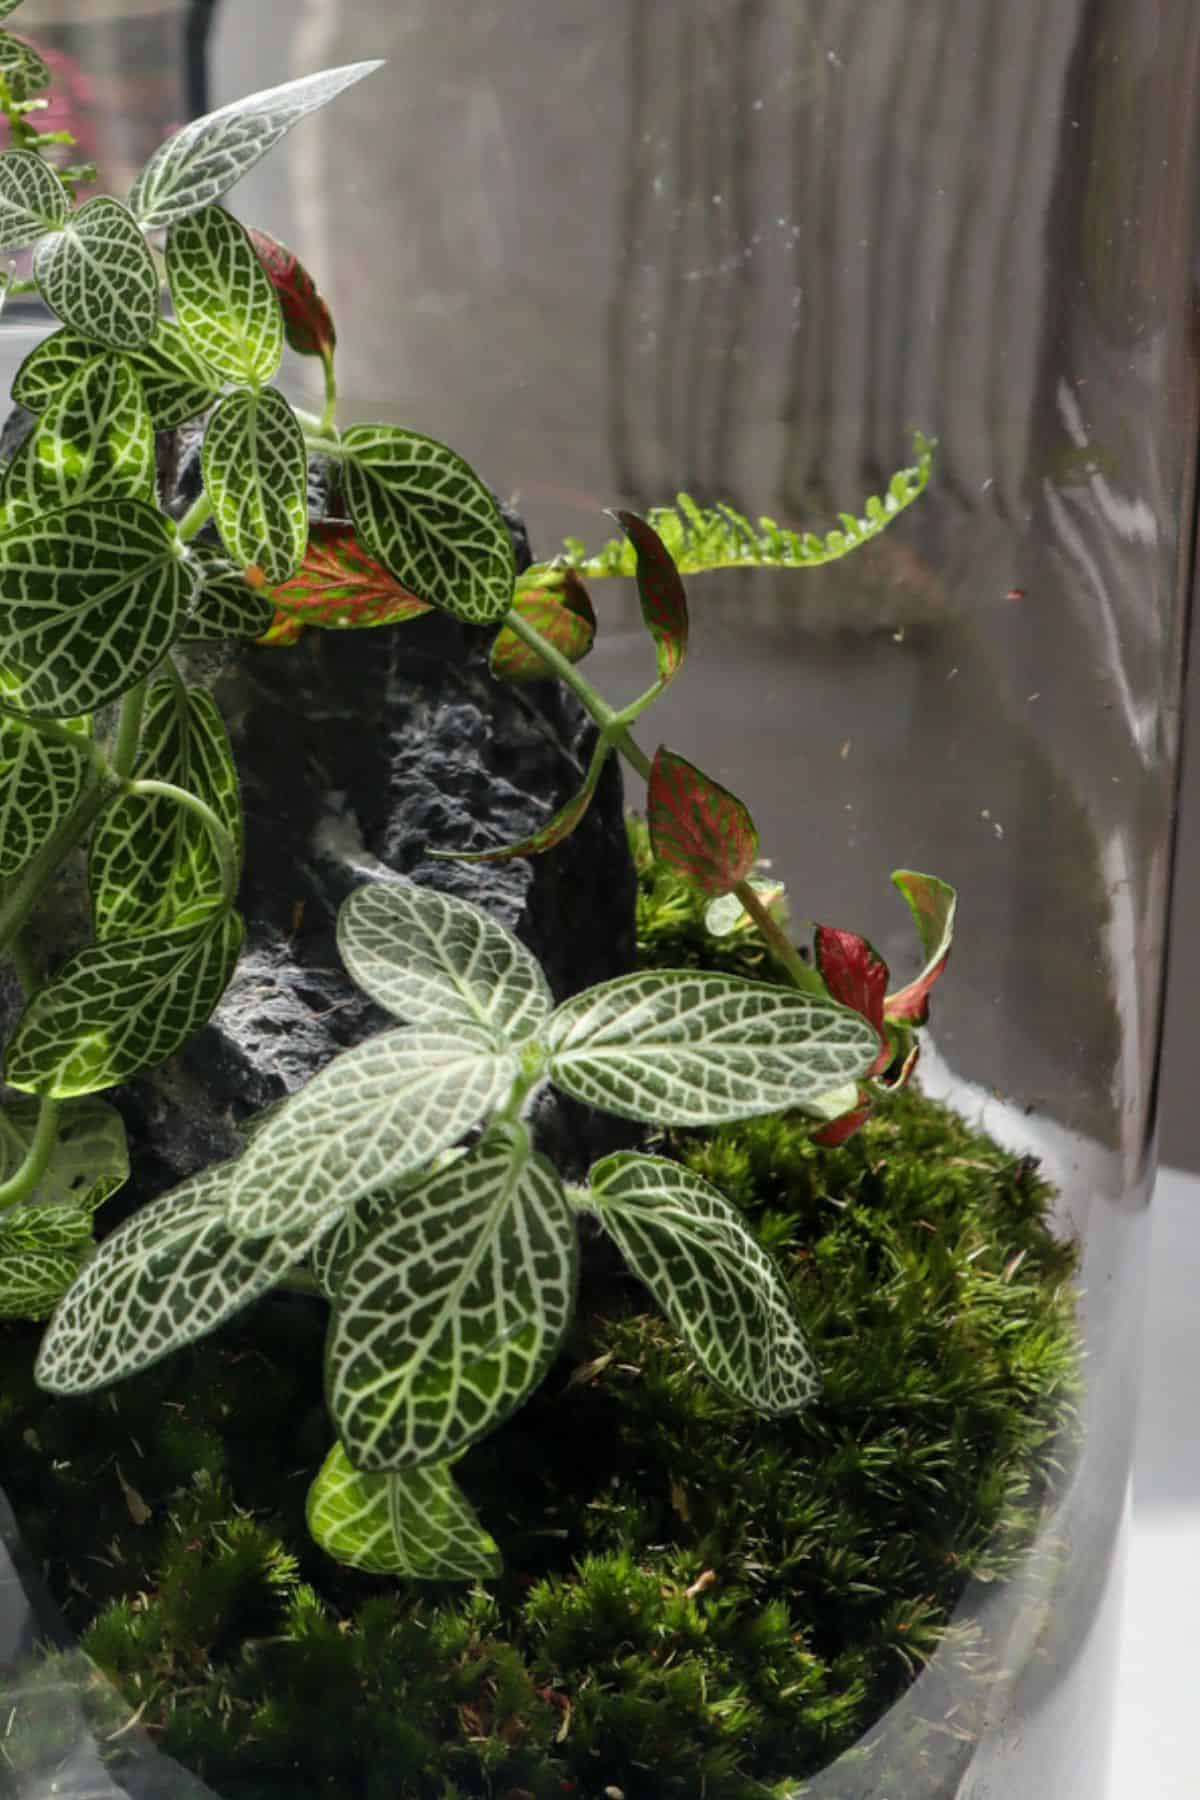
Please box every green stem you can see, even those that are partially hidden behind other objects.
[318,350,338,435]
[733,878,826,993]
[0,773,113,959]
[178,493,213,544]
[0,705,110,781]
[124,778,238,910]
[501,607,620,729]
[111,681,148,781]
[0,1095,60,1211]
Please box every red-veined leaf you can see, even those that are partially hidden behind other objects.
[248,227,335,360]
[261,521,433,643]
[814,925,891,1077]
[884,871,957,1024]
[427,737,610,862]
[647,747,758,897]
[614,509,688,692]
[812,1093,872,1147]
[490,568,596,682]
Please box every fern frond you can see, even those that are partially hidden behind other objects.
[557,435,934,582]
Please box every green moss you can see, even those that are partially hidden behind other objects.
[0,824,1082,1799]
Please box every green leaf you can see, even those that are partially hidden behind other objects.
[614,509,688,693]
[4,911,243,1098]
[307,1441,501,1580]
[309,1155,466,1302]
[0,1096,128,1212]
[885,871,957,1025]
[89,679,241,938]
[2,357,154,525]
[0,149,68,252]
[544,969,881,1127]
[13,323,223,431]
[337,881,552,1042]
[428,734,611,863]
[343,425,516,626]
[647,748,758,897]
[261,522,432,644]
[33,1160,309,1394]
[129,62,383,230]
[0,1202,91,1255]
[0,1244,85,1320]
[0,712,89,876]
[588,1152,818,1414]
[201,386,308,582]
[34,198,160,350]
[167,203,282,385]
[489,569,596,682]
[0,500,193,717]
[704,876,788,940]
[327,1124,576,1470]
[179,543,275,642]
[0,32,49,101]
[562,442,936,578]
[225,1025,517,1241]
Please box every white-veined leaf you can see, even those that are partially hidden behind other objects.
[2,357,154,525]
[0,500,194,717]
[0,712,89,875]
[0,1097,128,1212]
[179,543,275,641]
[129,62,383,230]
[0,149,67,252]
[0,32,48,101]
[4,911,243,1098]
[12,322,221,430]
[0,4,29,23]
[309,1149,467,1302]
[543,969,881,1126]
[201,385,307,582]
[225,1024,516,1240]
[89,679,241,938]
[33,1160,310,1394]
[306,1441,501,1580]
[0,1244,85,1319]
[166,203,282,385]
[337,881,552,1042]
[343,425,515,626]
[0,1202,91,1255]
[327,1124,576,1470]
[34,197,159,349]
[587,1152,818,1414]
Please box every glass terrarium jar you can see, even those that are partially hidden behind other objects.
[0,3,1195,1797]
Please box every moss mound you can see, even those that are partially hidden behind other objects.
[0,830,1081,1799]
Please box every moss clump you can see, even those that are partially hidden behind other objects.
[0,825,1081,1799]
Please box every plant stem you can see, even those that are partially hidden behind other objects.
[318,351,337,435]
[111,681,148,780]
[124,778,239,909]
[0,706,110,782]
[500,607,620,730]
[9,934,40,997]
[178,493,213,543]
[733,878,825,993]
[0,1095,60,1211]
[0,774,113,959]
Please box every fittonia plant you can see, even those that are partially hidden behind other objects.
[0,11,956,1576]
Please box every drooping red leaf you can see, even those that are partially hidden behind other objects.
[814,925,891,1077]
[248,227,336,361]
[428,740,611,862]
[647,747,758,897]
[490,569,596,682]
[884,870,957,1024]
[260,521,433,644]
[812,1093,872,1147]
[614,510,688,691]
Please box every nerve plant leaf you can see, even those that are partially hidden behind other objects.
[0,1096,128,1213]
[307,1441,501,1580]
[0,712,89,876]
[248,228,336,360]
[2,357,155,525]
[647,748,758,897]
[0,1243,86,1320]
[489,569,596,682]
[0,149,68,252]
[587,1152,818,1414]
[4,911,243,1098]
[327,1124,576,1470]
[167,203,282,386]
[614,509,688,692]
[225,1025,517,1240]
[337,880,552,1042]
[543,969,880,1127]
[308,1155,466,1303]
[813,925,891,1077]
[260,522,431,644]
[0,33,49,102]
[428,734,610,862]
[179,543,275,642]
[12,322,222,431]
[129,62,383,230]
[885,871,957,1024]
[34,198,159,349]
[0,500,194,717]
[201,386,308,582]
[34,1161,310,1395]
[89,679,241,938]
[343,425,516,626]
